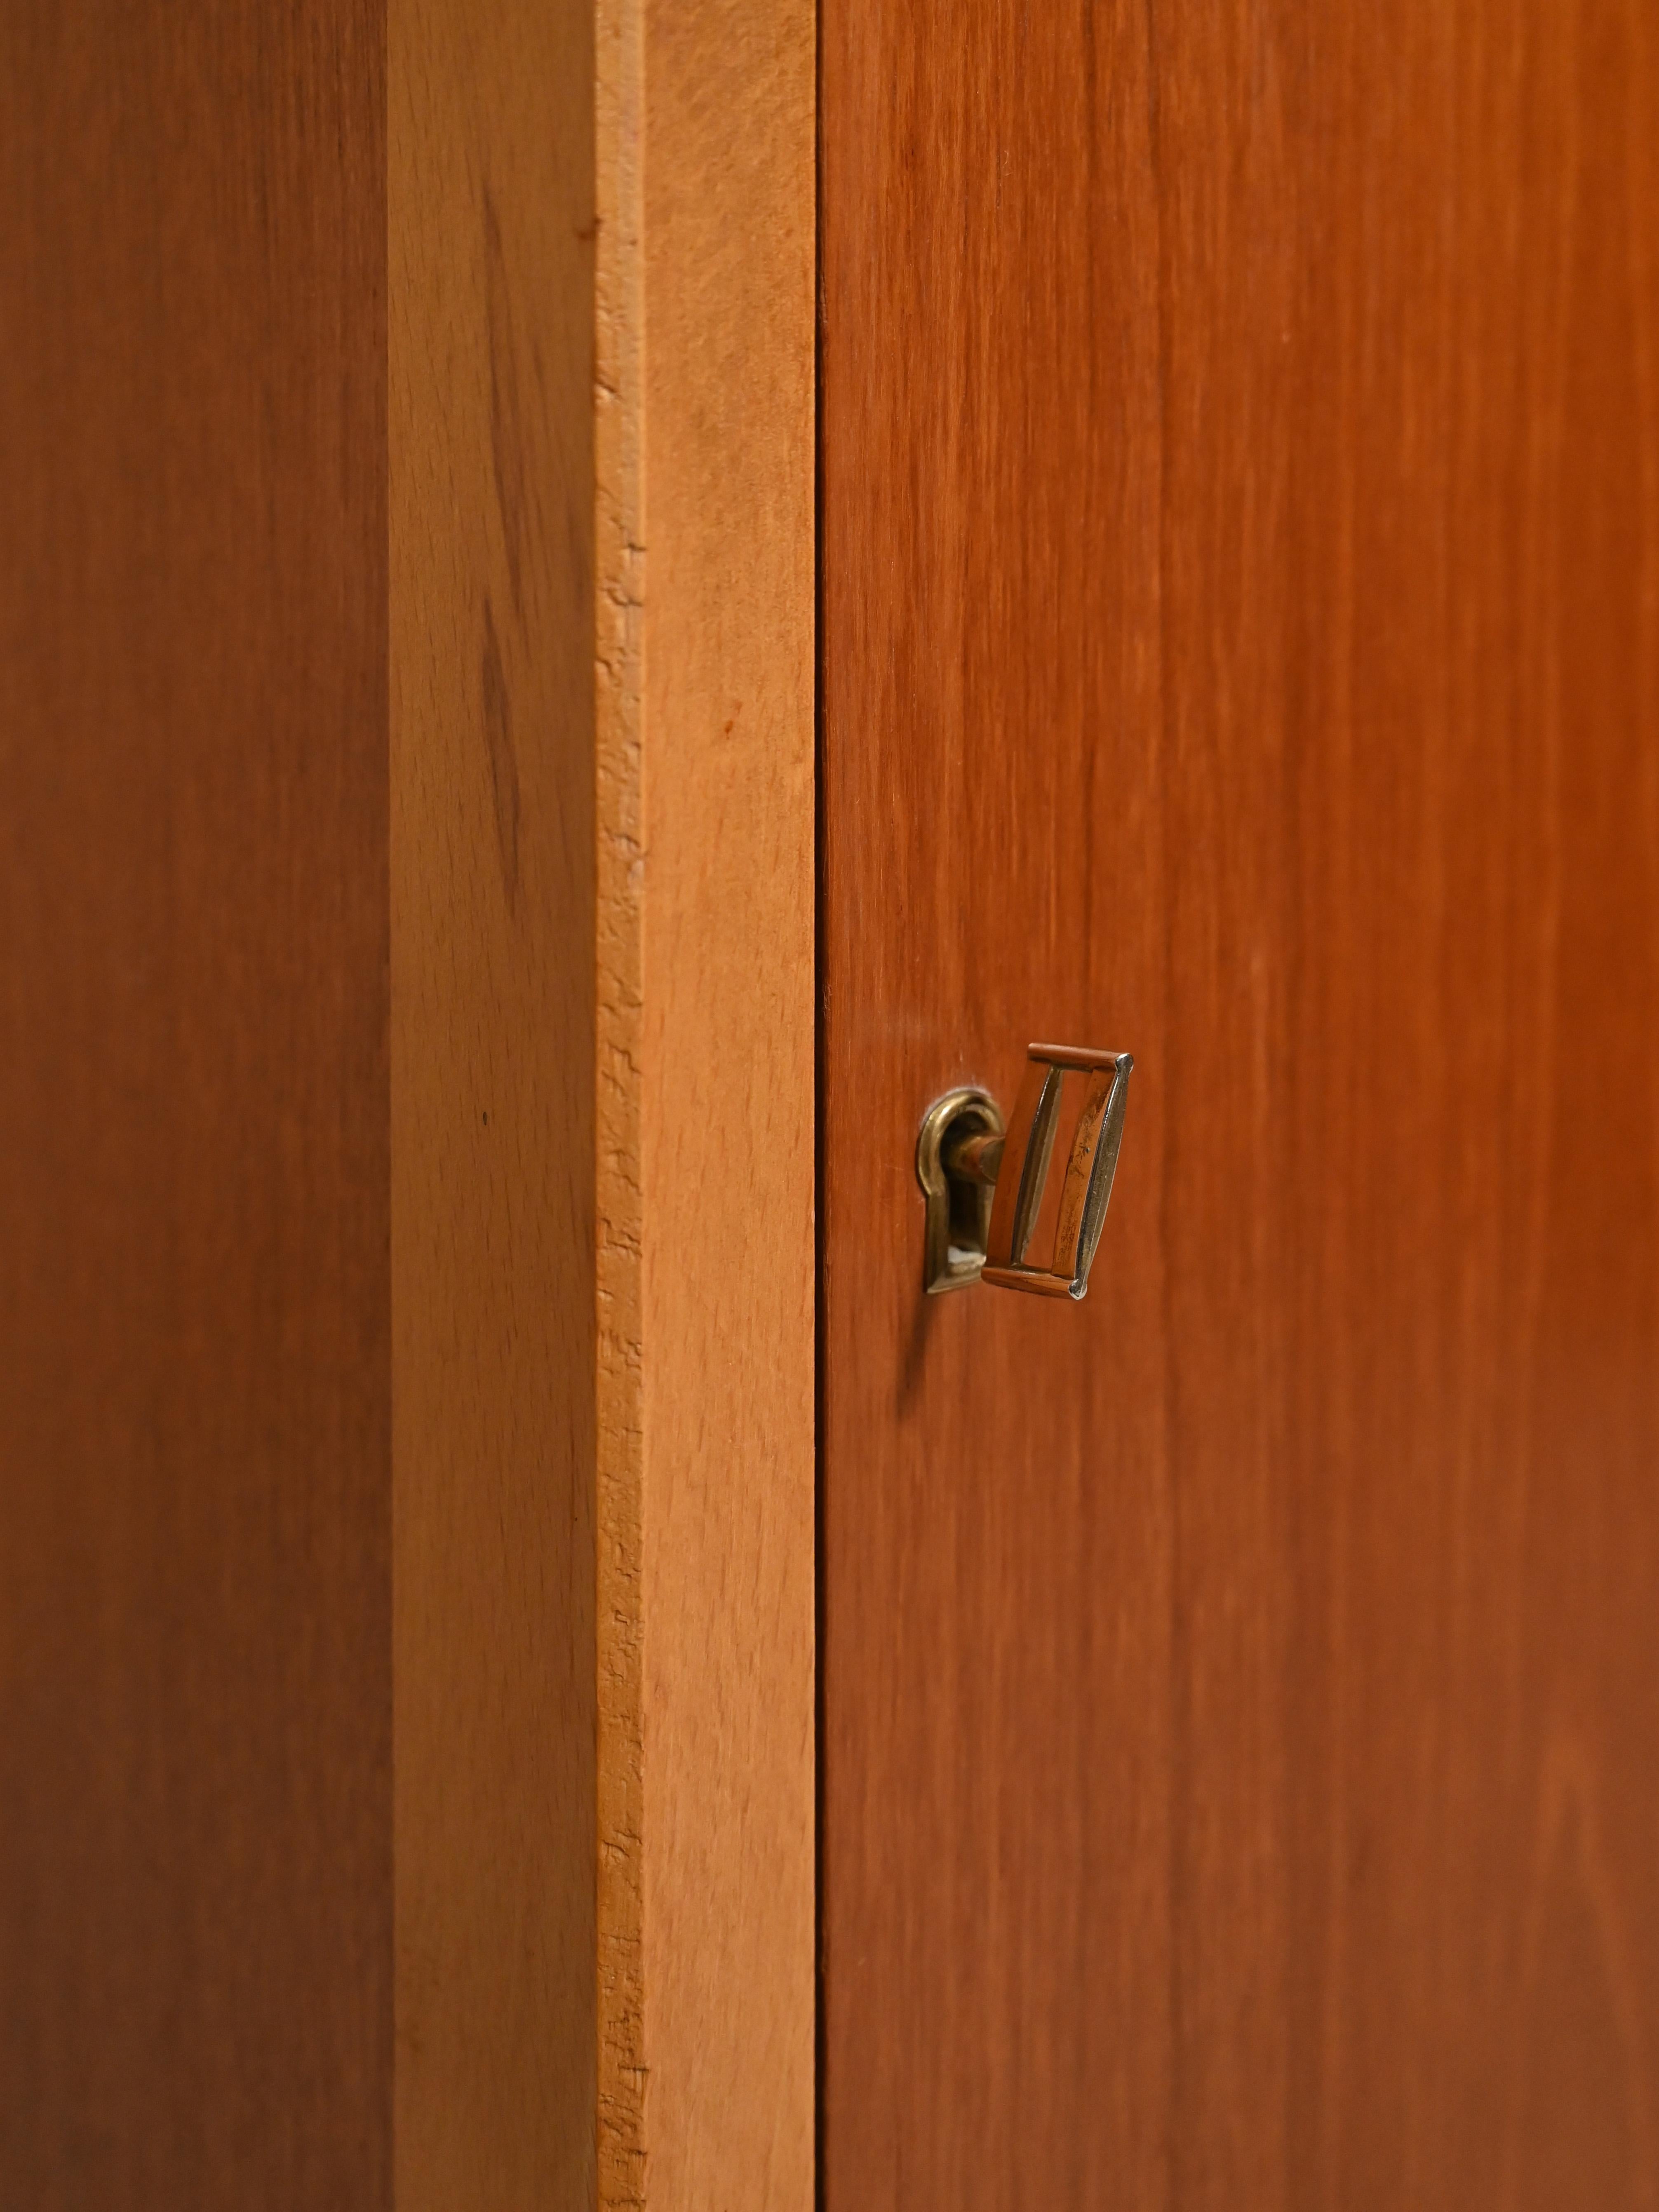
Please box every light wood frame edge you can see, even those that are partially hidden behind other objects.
[393,0,815,2201]
[595,0,647,2191]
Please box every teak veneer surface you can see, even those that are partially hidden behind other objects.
[820,0,1659,2205]
[0,5,390,2203]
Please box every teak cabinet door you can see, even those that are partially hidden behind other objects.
[820,0,1659,2207]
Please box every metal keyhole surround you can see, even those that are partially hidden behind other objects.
[916,1085,1006,1294]
[916,1045,1133,1300]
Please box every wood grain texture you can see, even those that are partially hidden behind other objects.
[638,1,816,2203]
[2,2,808,2199]
[397,0,814,2201]
[391,0,598,2204]
[0,5,390,2205]
[820,0,1659,2205]
[599,0,818,2199]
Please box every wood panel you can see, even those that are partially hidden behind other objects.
[395,0,815,2201]
[1,2,810,2196]
[819,0,1659,2204]
[0,5,390,2205]
[390,0,597,2204]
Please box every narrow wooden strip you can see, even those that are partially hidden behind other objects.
[595,0,646,2191]
[392,1,599,2203]
[634,0,816,2203]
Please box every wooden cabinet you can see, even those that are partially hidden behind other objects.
[6,0,1657,2203]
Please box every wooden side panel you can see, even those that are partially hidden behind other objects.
[390,0,598,2204]
[0,7,390,2206]
[820,0,1659,2205]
